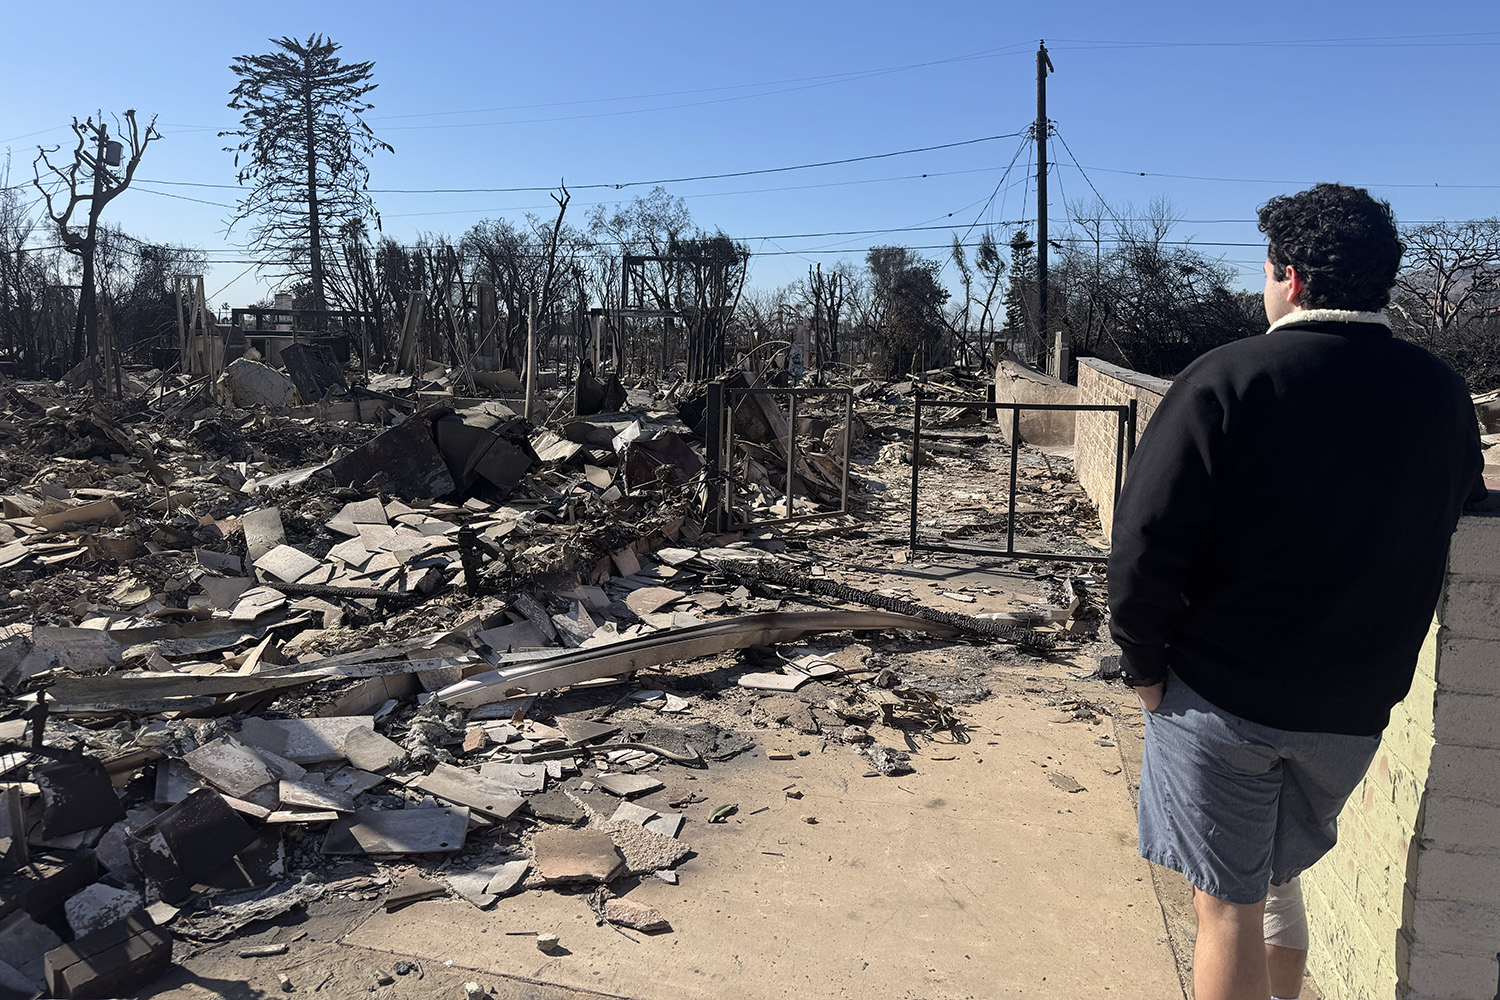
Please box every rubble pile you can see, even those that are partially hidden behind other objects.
[0,359,1097,997]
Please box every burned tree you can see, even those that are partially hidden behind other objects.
[673,232,750,381]
[866,246,949,376]
[806,262,846,374]
[224,35,392,315]
[32,110,160,372]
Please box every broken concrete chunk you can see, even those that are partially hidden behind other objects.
[253,544,324,585]
[215,358,298,409]
[384,874,447,912]
[410,764,526,821]
[736,671,809,692]
[602,895,671,933]
[643,812,685,838]
[278,778,356,813]
[593,773,664,799]
[484,858,530,896]
[531,828,624,884]
[64,883,143,939]
[525,791,586,825]
[34,755,127,838]
[341,727,405,773]
[476,762,545,792]
[241,507,287,562]
[236,716,374,764]
[182,737,277,798]
[321,806,469,855]
[610,801,657,827]
[624,586,682,617]
[328,412,456,501]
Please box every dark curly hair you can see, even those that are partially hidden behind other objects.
[1256,183,1404,312]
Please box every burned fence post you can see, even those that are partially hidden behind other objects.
[705,382,726,534]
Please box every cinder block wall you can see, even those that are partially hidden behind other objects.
[1074,359,1170,539]
[993,359,1079,447]
[1306,509,1500,1000]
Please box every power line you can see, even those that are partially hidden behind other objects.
[1060,161,1500,191]
[1049,31,1500,50]
[126,132,1024,196]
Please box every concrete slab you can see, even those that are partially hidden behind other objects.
[346,684,1181,1000]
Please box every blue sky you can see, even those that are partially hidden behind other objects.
[4,0,1499,309]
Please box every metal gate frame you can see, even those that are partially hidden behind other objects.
[705,383,854,532]
[909,390,1138,564]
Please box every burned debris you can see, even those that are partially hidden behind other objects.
[0,348,1108,997]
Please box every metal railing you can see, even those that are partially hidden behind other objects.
[909,390,1137,564]
[706,383,854,532]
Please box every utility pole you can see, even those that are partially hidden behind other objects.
[524,291,537,421]
[1036,40,1054,363]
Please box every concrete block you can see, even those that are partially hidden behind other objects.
[1435,634,1500,696]
[1437,577,1500,640]
[1432,690,1500,749]
[1405,946,1500,1000]
[1421,794,1500,853]
[1414,845,1500,904]
[0,910,61,988]
[44,912,171,999]
[1410,896,1500,957]
[64,883,142,939]
[125,789,256,902]
[1446,513,1500,580]
[33,757,126,839]
[1425,743,1500,803]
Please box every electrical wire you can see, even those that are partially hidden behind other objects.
[123,132,1024,195]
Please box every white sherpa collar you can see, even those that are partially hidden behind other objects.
[1266,309,1391,335]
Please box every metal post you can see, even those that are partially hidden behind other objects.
[785,393,797,520]
[1113,406,1128,503]
[524,292,537,421]
[839,390,853,514]
[705,383,725,533]
[1126,397,1139,460]
[723,395,737,530]
[910,390,923,552]
[1007,406,1022,556]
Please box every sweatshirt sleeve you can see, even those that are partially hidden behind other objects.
[1107,377,1225,686]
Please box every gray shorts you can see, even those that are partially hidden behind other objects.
[1138,671,1380,905]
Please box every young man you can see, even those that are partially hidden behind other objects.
[1108,184,1484,1000]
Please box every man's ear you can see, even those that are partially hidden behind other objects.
[1284,265,1304,307]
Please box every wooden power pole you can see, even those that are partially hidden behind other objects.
[1036,40,1053,359]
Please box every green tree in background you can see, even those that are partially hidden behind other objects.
[223,34,392,315]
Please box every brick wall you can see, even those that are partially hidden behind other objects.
[1305,509,1500,1000]
[1074,358,1171,540]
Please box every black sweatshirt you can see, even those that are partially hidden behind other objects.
[1107,313,1484,736]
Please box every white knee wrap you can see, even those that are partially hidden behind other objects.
[1264,876,1309,950]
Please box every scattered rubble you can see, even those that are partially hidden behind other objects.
[0,357,1108,995]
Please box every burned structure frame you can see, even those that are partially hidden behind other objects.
[704,383,854,533]
[909,391,1138,564]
